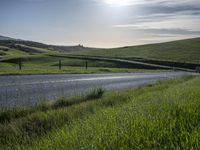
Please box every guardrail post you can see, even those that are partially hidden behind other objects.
[59,60,62,70]
[85,61,88,70]
[18,58,22,70]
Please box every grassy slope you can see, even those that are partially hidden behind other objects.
[0,76,199,149]
[0,46,27,58]
[1,38,200,74]
[0,54,165,75]
[72,38,200,64]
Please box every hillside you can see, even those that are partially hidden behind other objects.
[72,38,200,64]
[0,35,96,54]
[0,36,199,73]
[1,36,199,64]
[0,35,16,41]
[1,35,159,75]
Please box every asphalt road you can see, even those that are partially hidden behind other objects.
[0,71,196,107]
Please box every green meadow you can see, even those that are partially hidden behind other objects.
[0,46,165,75]
[0,55,164,75]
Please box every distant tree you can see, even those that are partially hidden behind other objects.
[78,44,84,47]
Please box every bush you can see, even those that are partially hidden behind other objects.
[85,88,105,100]
[52,88,105,109]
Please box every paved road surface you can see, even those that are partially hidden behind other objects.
[0,72,196,107]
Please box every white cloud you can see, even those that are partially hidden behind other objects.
[113,7,200,38]
[101,0,200,7]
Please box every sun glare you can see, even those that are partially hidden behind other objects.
[104,0,140,6]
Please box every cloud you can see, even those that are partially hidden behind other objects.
[122,10,200,25]
[114,9,200,37]
[114,24,200,35]
[140,28,200,35]
[97,0,200,7]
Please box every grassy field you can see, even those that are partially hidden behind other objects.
[1,38,200,74]
[72,38,200,64]
[0,65,163,75]
[0,76,199,149]
[0,54,166,75]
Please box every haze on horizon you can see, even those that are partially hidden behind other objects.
[0,0,200,48]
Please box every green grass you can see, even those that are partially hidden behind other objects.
[0,76,199,149]
[0,45,9,49]
[14,44,56,54]
[0,88,105,124]
[0,55,167,75]
[0,65,164,75]
[3,55,123,67]
[0,47,27,58]
[72,38,200,64]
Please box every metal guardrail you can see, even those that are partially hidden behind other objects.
[48,54,196,72]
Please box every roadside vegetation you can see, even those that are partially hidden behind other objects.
[0,76,199,149]
[0,64,165,75]
[0,54,167,75]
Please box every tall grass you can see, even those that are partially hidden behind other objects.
[31,76,200,149]
[0,88,105,123]
[0,76,199,149]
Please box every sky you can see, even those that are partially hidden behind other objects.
[0,0,200,48]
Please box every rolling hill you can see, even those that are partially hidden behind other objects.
[0,35,97,54]
[71,38,200,64]
[0,35,16,41]
[1,35,199,64]
[0,35,199,73]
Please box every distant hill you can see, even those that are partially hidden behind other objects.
[51,45,99,53]
[0,35,16,41]
[0,35,98,53]
[72,38,200,64]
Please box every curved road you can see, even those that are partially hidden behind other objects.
[0,72,196,107]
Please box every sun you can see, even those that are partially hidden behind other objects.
[104,0,139,6]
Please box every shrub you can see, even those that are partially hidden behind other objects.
[52,98,73,109]
[52,88,105,109]
[85,88,105,100]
